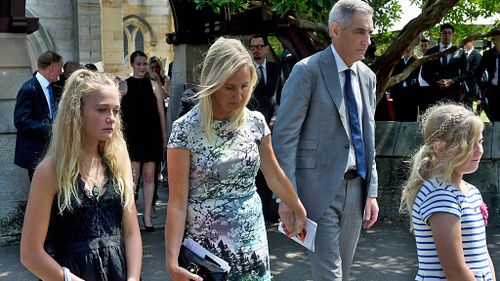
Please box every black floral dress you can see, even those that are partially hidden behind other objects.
[168,107,272,281]
[44,169,127,281]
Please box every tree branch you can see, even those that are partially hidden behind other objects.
[372,0,460,102]
[388,29,500,87]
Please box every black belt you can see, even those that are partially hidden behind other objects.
[344,168,359,180]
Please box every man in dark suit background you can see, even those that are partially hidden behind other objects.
[248,34,284,223]
[477,32,500,121]
[421,23,469,110]
[390,47,420,121]
[462,39,482,108]
[52,60,80,100]
[14,51,63,180]
[248,34,284,125]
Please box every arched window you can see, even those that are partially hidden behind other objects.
[123,24,145,63]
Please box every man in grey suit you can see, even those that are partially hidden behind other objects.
[272,1,378,280]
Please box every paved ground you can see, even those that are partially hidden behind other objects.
[1,184,499,280]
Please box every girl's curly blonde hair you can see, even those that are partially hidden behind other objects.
[400,103,483,228]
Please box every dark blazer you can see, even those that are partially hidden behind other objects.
[476,48,499,86]
[248,61,284,123]
[422,45,469,101]
[464,49,482,98]
[14,76,53,169]
[391,56,419,91]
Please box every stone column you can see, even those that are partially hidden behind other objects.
[76,0,102,64]
[0,34,33,246]
[167,44,208,136]
[101,0,126,74]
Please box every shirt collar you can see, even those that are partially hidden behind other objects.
[331,44,358,76]
[35,71,51,89]
[440,42,452,50]
[254,59,267,69]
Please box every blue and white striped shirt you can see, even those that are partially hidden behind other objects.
[412,179,492,280]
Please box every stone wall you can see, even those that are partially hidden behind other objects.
[26,0,77,61]
[375,121,500,226]
[0,34,32,246]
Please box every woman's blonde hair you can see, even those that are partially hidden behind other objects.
[196,37,257,142]
[44,69,134,212]
[148,56,167,79]
[400,103,483,224]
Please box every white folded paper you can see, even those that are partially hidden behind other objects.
[278,218,317,252]
[183,238,231,272]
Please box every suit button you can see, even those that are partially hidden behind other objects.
[345,143,350,149]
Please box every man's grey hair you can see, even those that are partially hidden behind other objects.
[328,0,373,37]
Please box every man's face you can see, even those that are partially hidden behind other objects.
[331,12,374,66]
[464,41,474,51]
[440,28,454,46]
[47,62,64,82]
[250,37,269,62]
[419,42,430,54]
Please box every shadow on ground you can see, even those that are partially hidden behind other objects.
[1,183,499,281]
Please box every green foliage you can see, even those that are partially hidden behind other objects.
[367,0,403,34]
[409,0,500,42]
[193,0,252,14]
[268,36,284,55]
[411,0,500,25]
[193,0,403,34]
[194,0,500,52]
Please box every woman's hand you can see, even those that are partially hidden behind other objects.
[290,204,306,237]
[279,202,306,237]
[167,264,203,281]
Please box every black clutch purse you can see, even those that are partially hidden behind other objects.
[178,245,228,281]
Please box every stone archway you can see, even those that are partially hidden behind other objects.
[25,7,56,72]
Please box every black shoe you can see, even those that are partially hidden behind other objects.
[142,218,155,232]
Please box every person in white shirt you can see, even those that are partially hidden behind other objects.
[462,39,482,108]
[421,24,470,110]
[476,31,500,121]
[14,51,63,180]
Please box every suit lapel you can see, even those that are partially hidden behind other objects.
[318,48,349,135]
[33,77,51,118]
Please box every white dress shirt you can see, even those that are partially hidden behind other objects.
[254,59,267,84]
[35,72,54,117]
[331,45,363,171]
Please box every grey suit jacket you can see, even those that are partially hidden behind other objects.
[272,46,378,221]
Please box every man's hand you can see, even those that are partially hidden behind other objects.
[362,197,379,229]
[437,79,453,89]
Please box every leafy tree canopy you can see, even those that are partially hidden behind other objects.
[194,0,500,48]
[193,0,500,98]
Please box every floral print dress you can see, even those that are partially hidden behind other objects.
[168,107,272,281]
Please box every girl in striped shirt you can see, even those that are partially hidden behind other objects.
[401,103,495,280]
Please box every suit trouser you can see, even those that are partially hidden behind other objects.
[308,177,364,281]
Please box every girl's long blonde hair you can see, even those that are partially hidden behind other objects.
[196,37,258,142]
[400,103,483,225]
[45,69,134,212]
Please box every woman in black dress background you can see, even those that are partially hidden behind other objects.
[120,51,167,231]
